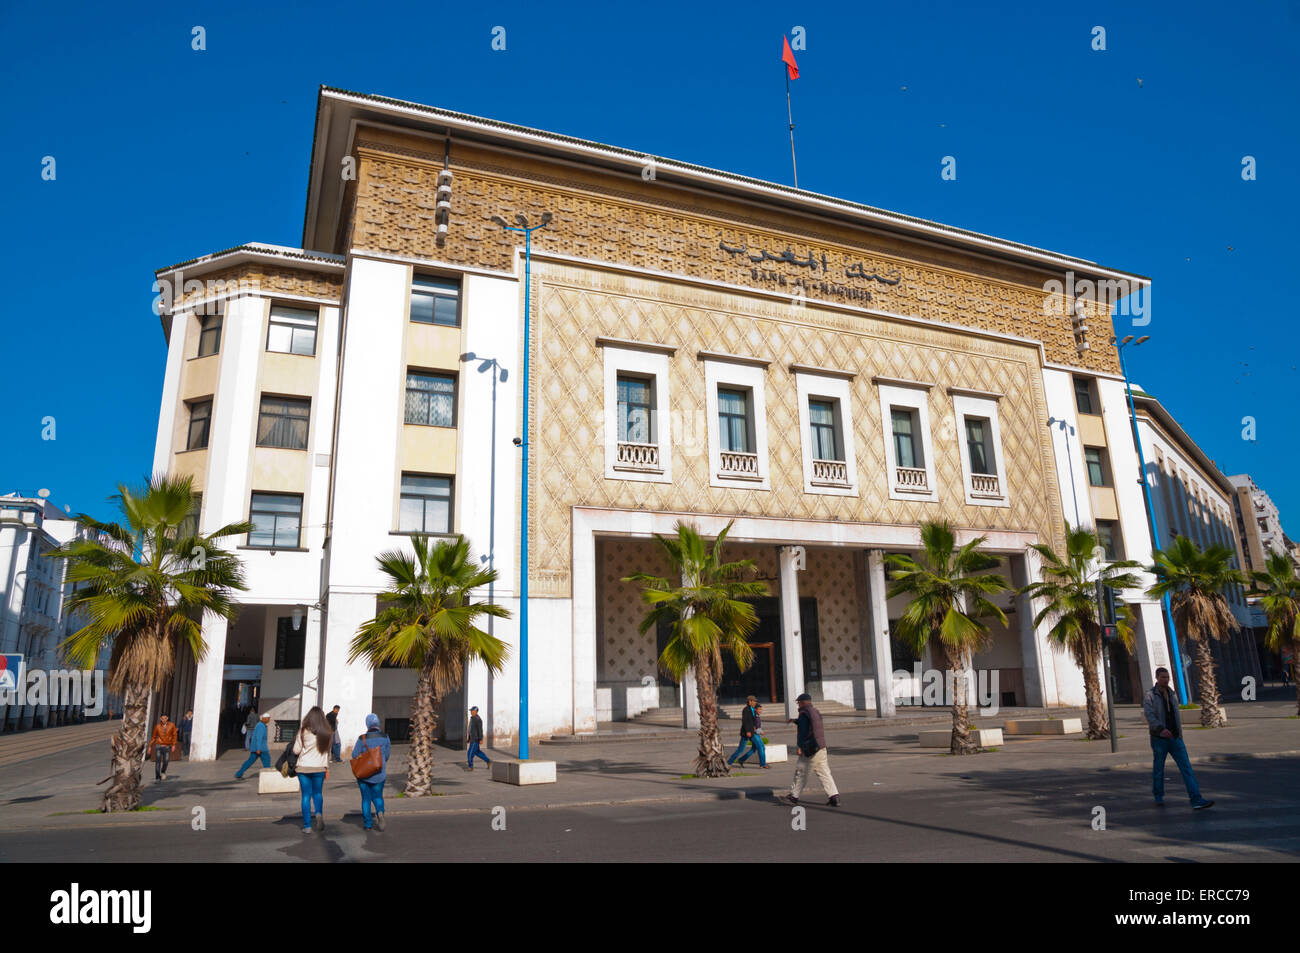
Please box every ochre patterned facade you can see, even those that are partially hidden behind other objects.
[173,264,343,310]
[523,262,1067,596]
[346,134,1118,375]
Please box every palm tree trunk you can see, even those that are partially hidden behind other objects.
[405,662,438,796]
[943,642,976,755]
[1192,633,1227,727]
[693,657,729,777]
[1079,633,1109,740]
[102,681,148,812]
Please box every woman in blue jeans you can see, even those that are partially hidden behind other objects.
[292,706,333,833]
[351,713,392,831]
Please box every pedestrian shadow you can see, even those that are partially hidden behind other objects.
[919,757,1300,861]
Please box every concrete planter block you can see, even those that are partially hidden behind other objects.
[491,760,557,785]
[1003,718,1082,736]
[918,728,1003,748]
[764,744,788,764]
[258,770,300,794]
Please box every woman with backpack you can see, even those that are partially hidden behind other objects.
[351,713,392,832]
[291,706,332,834]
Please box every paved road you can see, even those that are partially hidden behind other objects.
[4,757,1296,862]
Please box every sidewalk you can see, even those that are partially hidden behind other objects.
[1,699,1295,833]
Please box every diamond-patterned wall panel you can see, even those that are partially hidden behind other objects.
[528,263,1066,595]
[599,541,863,681]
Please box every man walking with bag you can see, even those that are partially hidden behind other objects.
[783,693,839,807]
[235,712,273,779]
[1143,667,1213,810]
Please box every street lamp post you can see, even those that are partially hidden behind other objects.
[1113,334,1189,704]
[1047,416,1081,528]
[489,211,551,760]
[459,351,508,733]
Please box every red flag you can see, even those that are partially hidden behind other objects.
[782,36,799,80]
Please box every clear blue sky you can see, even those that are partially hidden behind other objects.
[3,0,1296,531]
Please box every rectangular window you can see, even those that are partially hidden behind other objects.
[1096,520,1123,560]
[274,616,306,669]
[965,417,994,475]
[617,375,654,443]
[186,399,212,450]
[257,396,310,449]
[410,276,460,327]
[404,371,456,427]
[717,388,751,453]
[892,408,922,469]
[266,306,318,356]
[809,399,840,461]
[248,493,302,549]
[179,493,202,538]
[198,314,222,357]
[399,474,452,534]
[1074,377,1095,415]
[1085,447,1109,487]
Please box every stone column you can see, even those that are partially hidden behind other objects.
[298,607,323,717]
[190,615,227,762]
[866,550,895,717]
[681,666,700,729]
[778,546,806,721]
[319,592,375,746]
[1010,550,1047,708]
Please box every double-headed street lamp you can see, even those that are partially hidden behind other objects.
[1113,334,1188,704]
[488,211,551,760]
[1047,416,1081,528]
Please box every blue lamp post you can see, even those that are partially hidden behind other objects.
[489,211,551,759]
[1113,334,1189,704]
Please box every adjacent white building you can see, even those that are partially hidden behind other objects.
[0,493,111,731]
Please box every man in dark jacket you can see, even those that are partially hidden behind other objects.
[327,705,342,762]
[466,706,491,771]
[727,695,767,768]
[784,693,839,806]
[1143,667,1213,810]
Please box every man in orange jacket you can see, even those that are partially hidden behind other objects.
[149,714,180,781]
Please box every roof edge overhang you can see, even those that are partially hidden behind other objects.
[1131,391,1235,497]
[301,87,1150,286]
[155,242,346,280]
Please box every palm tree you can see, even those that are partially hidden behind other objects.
[1248,552,1300,714]
[886,521,1012,754]
[623,521,767,777]
[1019,528,1142,740]
[349,535,509,797]
[46,474,250,811]
[1145,536,1246,727]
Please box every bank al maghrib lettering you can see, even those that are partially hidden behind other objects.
[723,239,901,303]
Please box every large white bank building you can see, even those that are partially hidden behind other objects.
[151,88,1180,760]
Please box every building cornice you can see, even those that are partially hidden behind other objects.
[305,88,1149,288]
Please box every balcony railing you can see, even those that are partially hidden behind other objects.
[895,465,929,492]
[718,450,760,479]
[614,441,661,473]
[970,472,1003,498]
[811,458,849,486]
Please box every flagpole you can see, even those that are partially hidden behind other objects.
[785,67,798,188]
